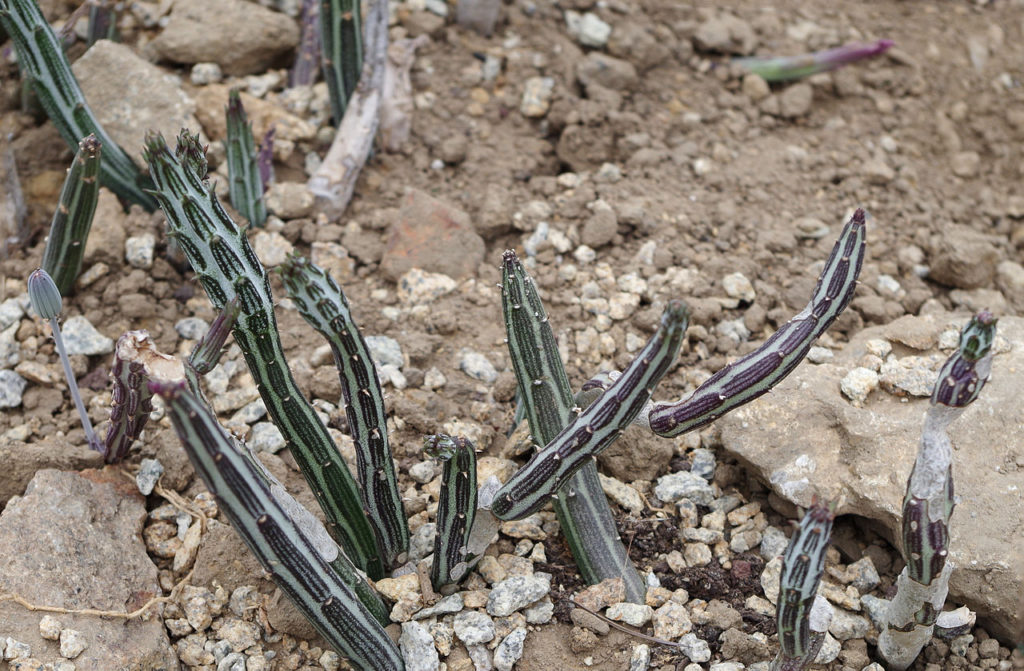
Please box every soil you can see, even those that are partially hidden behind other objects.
[2,0,1024,670]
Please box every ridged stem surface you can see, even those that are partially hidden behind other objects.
[41,134,101,295]
[320,0,362,125]
[143,131,382,578]
[153,382,400,670]
[500,250,646,602]
[650,208,866,437]
[279,255,408,569]
[0,0,156,209]
[425,434,478,590]
[226,90,267,228]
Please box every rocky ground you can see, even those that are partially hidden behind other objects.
[1,0,1023,670]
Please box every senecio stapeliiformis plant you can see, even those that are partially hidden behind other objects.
[225,89,269,228]
[877,311,998,670]
[0,0,156,210]
[40,133,101,295]
[771,500,836,671]
[320,0,363,125]
[137,129,866,670]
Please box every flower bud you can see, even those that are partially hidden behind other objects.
[28,268,63,320]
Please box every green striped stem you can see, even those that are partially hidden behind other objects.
[278,254,408,569]
[879,312,997,670]
[86,2,118,46]
[649,208,866,438]
[0,0,156,210]
[226,89,268,228]
[320,0,362,125]
[424,434,478,591]
[771,500,835,671]
[500,249,646,602]
[493,300,688,520]
[143,131,382,578]
[735,40,893,83]
[40,133,101,295]
[151,381,400,670]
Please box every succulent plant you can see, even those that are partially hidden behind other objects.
[0,0,156,209]
[319,0,363,125]
[40,134,101,295]
[225,89,268,228]
[290,0,321,88]
[878,311,998,670]
[735,39,895,82]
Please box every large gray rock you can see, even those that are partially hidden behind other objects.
[716,312,1024,641]
[0,468,179,669]
[0,437,102,508]
[72,40,203,164]
[149,0,300,75]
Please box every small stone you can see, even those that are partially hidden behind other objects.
[454,610,496,645]
[250,231,293,267]
[629,643,651,671]
[175,317,209,340]
[4,638,31,659]
[493,627,527,671]
[125,233,156,269]
[58,629,88,659]
[928,224,999,289]
[778,83,813,118]
[761,556,782,604]
[136,458,164,495]
[487,574,551,617]
[415,593,464,620]
[408,461,436,484]
[878,355,941,397]
[458,348,498,383]
[951,151,981,178]
[606,603,653,627]
[678,633,711,663]
[759,526,788,560]
[722,272,755,302]
[690,448,716,481]
[249,421,285,452]
[365,335,403,369]
[264,182,315,219]
[862,158,895,185]
[683,542,712,567]
[581,204,618,249]
[813,632,841,664]
[693,14,757,55]
[655,470,715,505]
[742,73,770,101]
[399,621,439,671]
[653,600,692,640]
[566,11,611,48]
[61,315,114,355]
[190,62,223,85]
[397,268,458,305]
[828,608,870,641]
[0,369,28,408]
[524,598,553,624]
[39,615,62,640]
[375,573,421,603]
[319,650,341,671]
[520,77,555,118]
[574,578,625,612]
[840,367,879,405]
[597,473,643,514]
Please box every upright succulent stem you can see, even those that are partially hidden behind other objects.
[152,381,400,671]
[86,2,118,46]
[493,300,688,520]
[878,312,997,670]
[649,208,866,437]
[225,89,268,228]
[279,254,409,570]
[291,0,321,87]
[500,249,647,602]
[143,131,382,578]
[0,0,156,209]
[320,0,362,125]
[424,434,478,591]
[772,501,835,671]
[41,134,101,295]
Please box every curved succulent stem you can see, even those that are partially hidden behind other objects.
[493,300,688,520]
[143,130,382,578]
[279,254,409,570]
[152,381,400,670]
[649,208,866,437]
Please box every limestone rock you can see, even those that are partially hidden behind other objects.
[0,437,102,507]
[0,469,177,670]
[150,0,300,75]
[72,40,203,165]
[716,312,1024,640]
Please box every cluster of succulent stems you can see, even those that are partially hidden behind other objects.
[7,1,999,668]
